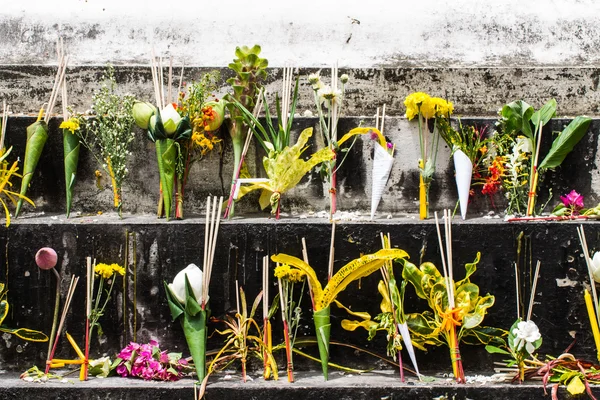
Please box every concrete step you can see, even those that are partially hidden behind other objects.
[1,371,597,400]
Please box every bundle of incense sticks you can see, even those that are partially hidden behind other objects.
[45,275,79,374]
[434,210,464,383]
[201,196,223,308]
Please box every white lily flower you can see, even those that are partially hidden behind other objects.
[590,252,600,283]
[512,320,541,354]
[160,103,182,135]
[514,136,532,154]
[168,263,203,303]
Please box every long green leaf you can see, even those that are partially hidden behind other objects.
[538,116,592,170]
[15,120,48,217]
[531,99,557,135]
[63,130,81,218]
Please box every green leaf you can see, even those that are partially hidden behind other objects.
[501,101,534,139]
[530,99,557,134]
[485,345,510,355]
[63,130,81,218]
[462,326,508,346]
[538,116,592,170]
[184,274,202,317]
[567,375,586,395]
[0,326,48,342]
[0,299,8,326]
[163,281,184,321]
[402,261,426,299]
[461,294,495,330]
[456,252,480,287]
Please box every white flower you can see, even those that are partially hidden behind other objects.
[308,72,322,89]
[514,136,532,154]
[590,252,600,283]
[168,263,203,303]
[317,85,342,109]
[512,320,541,354]
[160,103,182,135]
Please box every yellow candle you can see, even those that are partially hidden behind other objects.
[66,332,85,360]
[584,289,600,362]
[419,159,427,220]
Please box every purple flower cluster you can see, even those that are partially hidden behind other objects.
[116,340,188,381]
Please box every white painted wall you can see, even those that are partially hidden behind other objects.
[3,0,600,67]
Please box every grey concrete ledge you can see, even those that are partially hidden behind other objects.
[1,65,599,116]
[0,371,597,400]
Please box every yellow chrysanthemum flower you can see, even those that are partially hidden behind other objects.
[404,92,431,120]
[111,263,126,276]
[59,117,80,134]
[94,263,125,279]
[430,97,454,118]
[94,263,114,279]
[274,264,306,283]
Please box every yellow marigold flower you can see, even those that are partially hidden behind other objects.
[59,118,80,134]
[274,264,305,283]
[94,263,114,279]
[404,92,431,120]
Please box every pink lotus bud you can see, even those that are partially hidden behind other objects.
[35,247,57,270]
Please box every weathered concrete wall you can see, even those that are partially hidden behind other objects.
[2,66,600,117]
[3,0,600,67]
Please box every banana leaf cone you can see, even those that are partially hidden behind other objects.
[313,306,331,380]
[164,276,208,381]
[15,120,49,217]
[148,111,192,221]
[63,129,80,218]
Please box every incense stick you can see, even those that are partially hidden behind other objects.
[46,275,79,373]
[380,104,386,136]
[263,256,269,320]
[1,101,8,152]
[328,222,336,281]
[375,107,380,132]
[168,57,173,105]
[514,262,521,320]
[177,62,185,103]
[526,260,541,321]
[434,212,450,287]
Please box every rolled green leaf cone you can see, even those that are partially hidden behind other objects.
[63,129,81,218]
[155,139,177,221]
[313,306,331,380]
[15,120,48,217]
[181,310,208,381]
[164,268,208,381]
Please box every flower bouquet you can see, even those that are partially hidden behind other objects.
[132,56,193,221]
[496,100,591,216]
[437,118,489,219]
[404,92,453,219]
[15,41,68,217]
[77,64,136,217]
[115,340,190,381]
[164,196,222,381]
[231,69,333,217]
[272,247,409,380]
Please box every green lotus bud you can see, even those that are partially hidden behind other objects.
[160,103,182,135]
[201,99,226,132]
[132,101,156,130]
